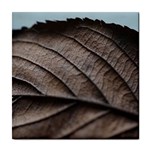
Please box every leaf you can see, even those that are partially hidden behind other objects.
[13,78,41,95]
[12,18,139,139]
[13,96,138,139]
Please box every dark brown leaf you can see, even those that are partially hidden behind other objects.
[12,18,139,139]
[13,96,138,139]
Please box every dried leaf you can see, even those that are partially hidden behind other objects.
[13,96,138,139]
[12,18,139,139]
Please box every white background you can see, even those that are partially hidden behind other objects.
[0,0,149,150]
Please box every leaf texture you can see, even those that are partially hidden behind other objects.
[12,18,139,139]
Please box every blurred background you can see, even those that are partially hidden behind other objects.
[12,12,139,31]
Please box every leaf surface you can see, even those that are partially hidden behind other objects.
[12,18,139,139]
